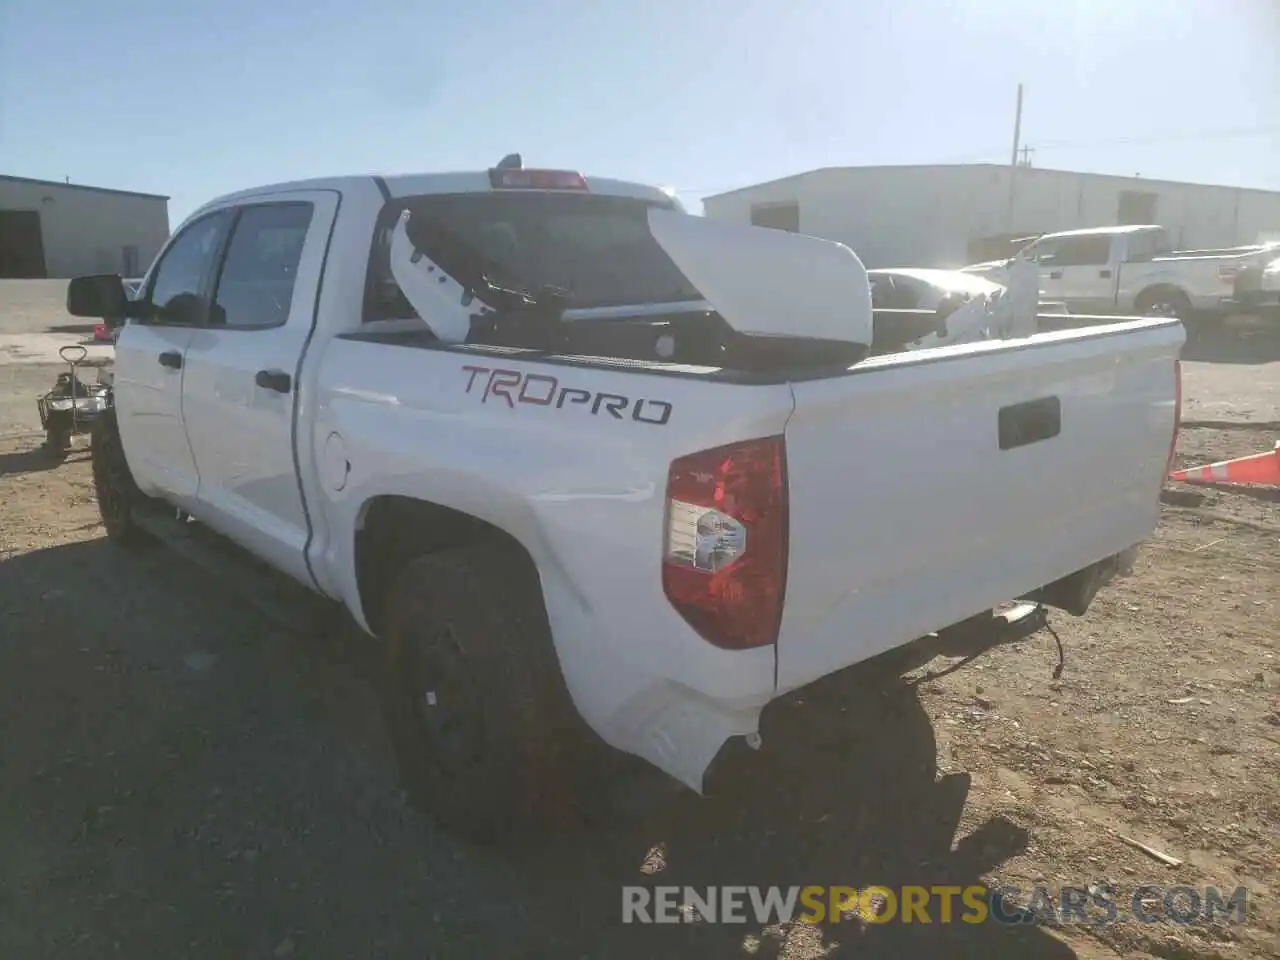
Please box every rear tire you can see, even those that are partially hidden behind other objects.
[379,543,593,844]
[1136,287,1193,321]
[90,412,151,547]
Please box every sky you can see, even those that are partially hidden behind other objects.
[2,0,1278,226]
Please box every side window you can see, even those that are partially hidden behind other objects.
[870,276,894,308]
[870,276,922,310]
[1126,232,1155,262]
[894,278,923,309]
[1053,236,1112,267]
[146,212,233,325]
[209,203,314,329]
[1023,239,1059,264]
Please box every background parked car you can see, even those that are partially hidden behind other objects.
[868,268,1067,351]
[870,267,1005,312]
[960,225,1280,322]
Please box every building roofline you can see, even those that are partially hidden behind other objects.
[0,174,169,202]
[700,169,827,202]
[994,163,1280,198]
[701,163,1280,202]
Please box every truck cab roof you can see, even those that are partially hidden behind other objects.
[196,170,681,218]
[1040,224,1164,240]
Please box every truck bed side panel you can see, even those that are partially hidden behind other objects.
[777,320,1183,691]
[312,340,795,787]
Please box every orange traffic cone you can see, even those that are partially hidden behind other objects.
[1168,442,1280,487]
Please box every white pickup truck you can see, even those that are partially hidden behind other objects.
[66,162,1184,843]
[961,224,1279,321]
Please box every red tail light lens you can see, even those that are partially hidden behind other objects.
[488,168,588,190]
[1166,359,1182,475]
[662,437,788,650]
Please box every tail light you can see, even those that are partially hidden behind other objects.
[489,168,588,190]
[1218,265,1239,285]
[662,437,788,649]
[1166,360,1182,475]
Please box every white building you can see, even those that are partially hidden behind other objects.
[0,175,170,279]
[701,164,1280,269]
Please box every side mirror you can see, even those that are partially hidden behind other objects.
[67,274,130,324]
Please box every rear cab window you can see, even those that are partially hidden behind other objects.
[1126,229,1174,261]
[363,191,700,323]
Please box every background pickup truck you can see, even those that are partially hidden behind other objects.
[66,163,1184,844]
[962,224,1280,321]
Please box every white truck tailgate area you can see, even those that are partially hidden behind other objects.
[776,319,1184,692]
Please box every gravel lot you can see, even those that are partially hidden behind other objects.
[1,281,1277,959]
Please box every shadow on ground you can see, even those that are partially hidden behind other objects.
[0,538,1074,959]
[0,443,86,477]
[517,670,1073,958]
[1165,480,1280,504]
[1181,323,1280,364]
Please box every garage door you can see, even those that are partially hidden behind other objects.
[0,210,48,278]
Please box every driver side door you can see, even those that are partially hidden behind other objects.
[113,211,233,506]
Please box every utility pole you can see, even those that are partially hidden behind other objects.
[1006,83,1024,231]
[1009,84,1023,168]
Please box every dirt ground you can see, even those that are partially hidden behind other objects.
[0,306,1277,958]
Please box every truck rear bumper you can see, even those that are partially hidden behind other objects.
[1233,291,1280,310]
[582,545,1143,795]
[1020,544,1139,614]
[601,681,767,793]
[539,575,778,795]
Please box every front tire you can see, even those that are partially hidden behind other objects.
[44,425,70,459]
[379,543,592,844]
[90,412,150,547]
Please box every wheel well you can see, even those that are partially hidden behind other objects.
[354,496,526,637]
[1136,284,1190,308]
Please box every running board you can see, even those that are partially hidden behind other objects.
[132,508,340,636]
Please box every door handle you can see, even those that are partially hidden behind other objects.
[999,396,1062,450]
[255,369,292,393]
[158,351,183,369]
[1048,270,1063,280]
[1100,269,1113,279]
